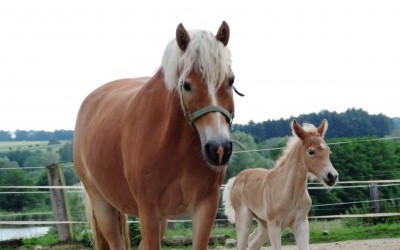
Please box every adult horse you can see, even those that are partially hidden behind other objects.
[74,21,236,250]
[223,120,338,250]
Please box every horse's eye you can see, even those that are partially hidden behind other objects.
[228,77,235,86]
[308,149,315,156]
[182,81,191,92]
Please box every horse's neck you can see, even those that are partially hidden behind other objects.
[272,145,309,198]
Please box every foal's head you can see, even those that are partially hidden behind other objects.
[161,21,235,168]
[292,119,338,186]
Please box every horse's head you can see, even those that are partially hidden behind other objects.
[161,21,235,168]
[292,119,338,186]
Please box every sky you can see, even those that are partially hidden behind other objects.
[0,0,399,131]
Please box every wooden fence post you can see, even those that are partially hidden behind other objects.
[369,182,380,213]
[46,163,73,242]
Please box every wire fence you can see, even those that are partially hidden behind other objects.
[1,179,400,225]
[1,136,399,226]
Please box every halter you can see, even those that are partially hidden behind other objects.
[178,84,234,129]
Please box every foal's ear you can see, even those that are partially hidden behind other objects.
[317,119,328,138]
[216,21,230,46]
[176,23,190,51]
[292,120,307,140]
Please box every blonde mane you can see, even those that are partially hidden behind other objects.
[276,123,318,167]
[161,29,231,91]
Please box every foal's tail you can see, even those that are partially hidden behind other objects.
[222,177,236,224]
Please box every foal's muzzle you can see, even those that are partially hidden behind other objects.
[204,140,232,166]
[324,172,338,186]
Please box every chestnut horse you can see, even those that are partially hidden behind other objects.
[74,21,236,250]
[223,120,338,250]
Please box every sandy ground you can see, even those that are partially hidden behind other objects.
[213,238,400,250]
[228,238,400,250]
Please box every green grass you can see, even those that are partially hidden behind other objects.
[309,220,400,243]
[161,220,400,248]
[2,220,400,249]
[0,140,70,153]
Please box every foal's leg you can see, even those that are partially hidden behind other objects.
[267,221,282,250]
[88,191,128,250]
[248,220,269,250]
[292,219,310,250]
[235,206,253,250]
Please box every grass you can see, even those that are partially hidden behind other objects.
[160,220,400,248]
[1,219,400,249]
[0,140,70,153]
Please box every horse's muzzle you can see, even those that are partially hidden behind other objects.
[324,172,338,186]
[204,140,232,166]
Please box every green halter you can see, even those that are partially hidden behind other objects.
[179,86,233,128]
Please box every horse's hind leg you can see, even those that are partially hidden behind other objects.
[235,206,253,250]
[248,219,268,250]
[87,190,130,250]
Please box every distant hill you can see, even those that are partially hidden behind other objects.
[233,108,394,141]
[393,117,400,130]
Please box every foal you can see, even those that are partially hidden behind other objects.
[223,119,338,250]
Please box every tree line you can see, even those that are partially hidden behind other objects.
[0,108,397,142]
[233,108,396,141]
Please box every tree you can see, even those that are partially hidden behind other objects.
[0,131,12,141]
[0,157,44,211]
[23,150,60,168]
[226,131,273,180]
[58,142,73,162]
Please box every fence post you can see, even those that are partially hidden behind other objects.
[369,182,380,213]
[46,163,73,242]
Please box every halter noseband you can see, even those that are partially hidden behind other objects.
[179,85,234,129]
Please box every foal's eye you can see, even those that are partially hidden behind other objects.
[182,81,191,92]
[307,149,315,156]
[228,77,235,86]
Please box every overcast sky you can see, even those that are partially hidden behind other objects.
[1,0,399,131]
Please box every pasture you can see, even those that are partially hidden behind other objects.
[0,140,70,153]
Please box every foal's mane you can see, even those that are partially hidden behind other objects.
[275,123,318,167]
[161,29,231,91]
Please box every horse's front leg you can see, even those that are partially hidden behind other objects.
[192,197,219,250]
[138,205,162,250]
[292,219,310,250]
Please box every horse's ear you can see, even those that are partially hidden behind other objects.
[176,23,190,51]
[317,119,328,137]
[216,21,230,46]
[292,120,307,140]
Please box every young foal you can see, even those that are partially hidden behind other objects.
[223,120,338,250]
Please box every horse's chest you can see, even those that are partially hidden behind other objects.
[282,196,311,227]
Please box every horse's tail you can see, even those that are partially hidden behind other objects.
[84,191,130,250]
[222,177,236,224]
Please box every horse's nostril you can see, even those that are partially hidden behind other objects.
[204,140,232,166]
[327,172,338,182]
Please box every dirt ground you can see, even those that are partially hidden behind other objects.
[212,238,400,250]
